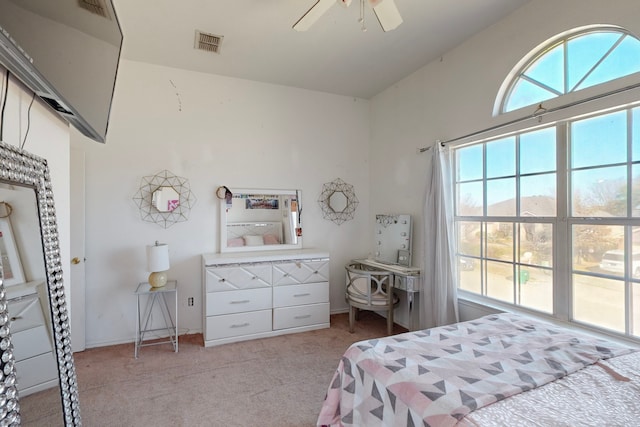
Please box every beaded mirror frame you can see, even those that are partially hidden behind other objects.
[0,141,81,425]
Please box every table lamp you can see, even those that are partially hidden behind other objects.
[147,241,170,288]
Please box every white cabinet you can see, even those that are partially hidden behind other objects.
[7,289,58,396]
[202,249,330,347]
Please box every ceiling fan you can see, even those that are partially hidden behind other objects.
[293,0,403,32]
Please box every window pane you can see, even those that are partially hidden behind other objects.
[487,178,516,216]
[577,36,640,91]
[505,78,556,112]
[486,222,513,261]
[571,111,627,169]
[571,166,627,217]
[457,221,481,257]
[520,223,553,268]
[458,256,481,294]
[633,282,640,338]
[520,127,556,174]
[573,274,625,332]
[632,165,640,217]
[567,32,621,91]
[521,174,556,216]
[486,137,515,178]
[456,144,483,181]
[572,224,623,275]
[634,226,640,260]
[486,260,514,303]
[524,43,564,94]
[632,107,640,162]
[518,266,552,313]
[457,182,483,216]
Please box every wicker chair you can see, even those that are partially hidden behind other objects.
[345,262,399,335]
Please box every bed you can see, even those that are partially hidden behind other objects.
[317,313,640,426]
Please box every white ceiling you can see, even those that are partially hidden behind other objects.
[112,0,531,99]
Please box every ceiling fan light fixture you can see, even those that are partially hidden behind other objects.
[372,0,403,32]
[293,0,402,32]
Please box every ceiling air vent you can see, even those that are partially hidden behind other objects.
[195,30,223,54]
[78,0,110,19]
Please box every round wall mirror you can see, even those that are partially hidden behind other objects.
[132,170,197,228]
[329,191,347,213]
[152,186,180,212]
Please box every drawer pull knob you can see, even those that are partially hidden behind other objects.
[230,323,250,328]
[219,278,226,282]
[314,271,318,274]
[230,300,250,304]
[294,293,311,298]
[294,315,311,319]
[284,273,289,277]
[252,276,257,280]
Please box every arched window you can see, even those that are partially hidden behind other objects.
[455,25,640,341]
[500,27,640,113]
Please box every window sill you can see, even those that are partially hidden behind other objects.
[457,290,640,349]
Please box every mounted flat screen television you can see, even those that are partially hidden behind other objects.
[0,0,122,143]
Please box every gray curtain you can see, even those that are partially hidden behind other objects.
[421,141,459,328]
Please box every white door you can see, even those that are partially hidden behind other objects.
[70,147,86,352]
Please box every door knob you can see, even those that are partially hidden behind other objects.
[71,257,81,265]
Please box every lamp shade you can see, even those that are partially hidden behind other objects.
[147,243,170,272]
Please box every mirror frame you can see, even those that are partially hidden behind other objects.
[0,141,81,425]
[220,188,302,253]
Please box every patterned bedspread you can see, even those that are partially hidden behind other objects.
[317,313,635,427]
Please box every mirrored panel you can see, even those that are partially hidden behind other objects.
[220,188,302,253]
[374,214,412,266]
[0,141,80,426]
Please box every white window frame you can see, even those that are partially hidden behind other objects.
[454,105,640,343]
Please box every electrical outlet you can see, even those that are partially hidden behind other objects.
[188,297,194,306]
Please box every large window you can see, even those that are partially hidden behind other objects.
[456,105,640,339]
[456,26,640,340]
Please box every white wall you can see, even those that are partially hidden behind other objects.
[77,60,371,347]
[370,0,640,279]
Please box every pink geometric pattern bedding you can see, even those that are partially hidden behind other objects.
[317,313,635,427]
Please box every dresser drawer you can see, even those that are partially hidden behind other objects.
[8,294,45,333]
[12,325,53,362]
[15,351,58,391]
[205,310,272,341]
[273,302,330,330]
[273,282,329,308]
[272,260,329,286]
[205,264,272,292]
[206,287,272,316]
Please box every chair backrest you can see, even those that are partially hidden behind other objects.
[345,263,395,307]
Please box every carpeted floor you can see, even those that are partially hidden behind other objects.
[20,312,404,426]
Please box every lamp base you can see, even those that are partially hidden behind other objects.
[148,271,168,288]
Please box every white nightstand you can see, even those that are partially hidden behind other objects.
[134,280,178,358]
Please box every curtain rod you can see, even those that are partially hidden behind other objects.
[419,80,640,153]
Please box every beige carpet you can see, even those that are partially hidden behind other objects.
[20,312,404,427]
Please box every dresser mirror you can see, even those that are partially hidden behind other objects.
[0,142,81,425]
[220,188,302,253]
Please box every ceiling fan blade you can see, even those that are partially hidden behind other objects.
[371,0,403,32]
[293,0,338,31]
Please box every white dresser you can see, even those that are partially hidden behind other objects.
[7,281,58,396]
[202,249,330,347]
